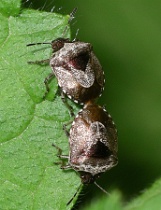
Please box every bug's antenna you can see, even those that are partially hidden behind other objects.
[62,7,78,38]
[73,28,79,41]
[26,42,51,47]
[26,8,78,47]
[68,7,78,24]
[94,182,110,195]
[67,183,82,205]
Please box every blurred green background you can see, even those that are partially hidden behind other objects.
[23,0,161,207]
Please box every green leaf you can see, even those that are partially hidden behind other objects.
[125,178,161,210]
[2,1,161,209]
[0,1,80,209]
[0,0,21,16]
[80,178,161,210]
[82,191,123,210]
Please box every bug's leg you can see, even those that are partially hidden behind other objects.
[52,143,71,169]
[27,58,54,98]
[52,143,68,159]
[60,91,74,117]
[63,120,73,137]
[28,59,50,65]
[67,184,82,206]
[52,86,61,99]
[43,72,55,99]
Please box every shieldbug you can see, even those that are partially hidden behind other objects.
[27,9,105,115]
[49,38,105,104]
[27,38,105,110]
[53,101,118,204]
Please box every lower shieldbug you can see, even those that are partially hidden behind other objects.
[53,102,118,204]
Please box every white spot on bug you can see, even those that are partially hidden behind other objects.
[75,114,79,119]
[68,95,72,99]
[69,129,72,135]
[74,99,79,103]
[108,114,112,118]
[71,120,76,127]
[63,89,67,94]
[83,104,87,109]
[102,106,107,112]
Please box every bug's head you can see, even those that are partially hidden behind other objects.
[51,38,71,52]
[79,171,100,184]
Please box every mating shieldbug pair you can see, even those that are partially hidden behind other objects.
[27,8,118,205]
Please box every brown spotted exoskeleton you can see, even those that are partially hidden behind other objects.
[53,101,118,204]
[27,38,105,116]
[49,38,105,105]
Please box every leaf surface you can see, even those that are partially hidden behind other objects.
[0,1,80,209]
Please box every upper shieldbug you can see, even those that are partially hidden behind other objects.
[27,38,105,105]
[49,38,105,104]
[53,101,118,204]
